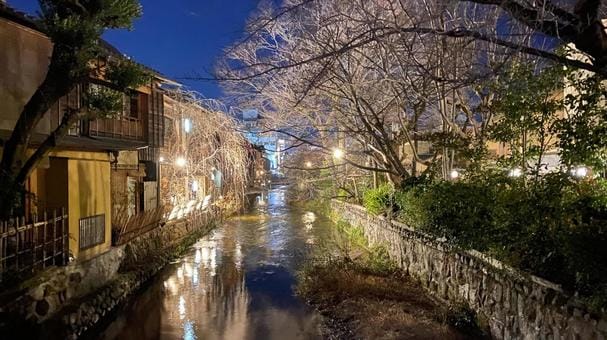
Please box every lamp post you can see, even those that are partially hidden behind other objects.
[572,166,588,178]
[191,179,199,200]
[332,147,347,197]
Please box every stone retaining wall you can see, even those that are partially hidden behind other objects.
[1,245,125,323]
[50,210,217,339]
[120,209,213,270]
[332,200,607,340]
[0,208,218,339]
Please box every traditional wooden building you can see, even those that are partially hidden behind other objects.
[0,4,170,263]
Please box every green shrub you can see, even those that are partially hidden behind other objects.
[394,187,428,229]
[490,174,607,297]
[491,174,571,282]
[396,181,499,249]
[363,184,395,215]
[558,178,607,299]
[391,174,607,308]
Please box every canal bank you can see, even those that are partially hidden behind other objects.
[329,200,607,340]
[296,205,485,339]
[51,209,218,340]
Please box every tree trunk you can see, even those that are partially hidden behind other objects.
[0,43,80,218]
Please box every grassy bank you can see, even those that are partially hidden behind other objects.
[297,219,488,339]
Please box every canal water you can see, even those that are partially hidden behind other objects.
[98,187,333,340]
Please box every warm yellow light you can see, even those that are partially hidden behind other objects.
[305,161,312,168]
[159,156,165,163]
[175,157,187,167]
[574,166,588,178]
[509,168,522,178]
[450,169,459,179]
[333,148,344,159]
[191,180,199,192]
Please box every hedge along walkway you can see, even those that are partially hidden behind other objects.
[38,213,219,340]
[297,218,487,340]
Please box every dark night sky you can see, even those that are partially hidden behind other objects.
[9,0,261,99]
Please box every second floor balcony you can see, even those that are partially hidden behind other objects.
[0,79,165,154]
[42,81,165,151]
[87,116,144,141]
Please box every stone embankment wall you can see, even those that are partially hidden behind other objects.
[51,210,217,339]
[1,246,125,323]
[0,209,217,339]
[51,212,216,339]
[331,200,607,340]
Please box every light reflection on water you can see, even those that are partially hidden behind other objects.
[97,187,330,340]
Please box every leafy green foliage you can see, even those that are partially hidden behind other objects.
[558,72,607,169]
[32,2,146,120]
[488,64,565,175]
[35,0,147,121]
[38,0,142,79]
[84,60,150,118]
[395,181,500,249]
[84,86,123,118]
[105,59,151,90]
[364,176,607,309]
[39,0,142,31]
[488,61,607,174]
[362,184,394,215]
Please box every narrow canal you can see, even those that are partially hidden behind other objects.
[98,186,332,340]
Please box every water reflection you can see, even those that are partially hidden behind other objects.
[98,187,330,340]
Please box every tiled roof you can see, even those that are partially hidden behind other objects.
[0,2,40,32]
[0,2,176,83]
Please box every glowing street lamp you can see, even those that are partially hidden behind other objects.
[509,167,522,178]
[450,169,460,180]
[175,157,187,167]
[333,148,344,159]
[159,156,165,163]
[191,180,199,192]
[183,118,192,133]
[305,161,312,168]
[573,166,588,178]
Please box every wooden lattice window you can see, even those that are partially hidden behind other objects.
[79,214,105,250]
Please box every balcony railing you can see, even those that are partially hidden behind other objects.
[45,82,153,144]
[88,116,144,141]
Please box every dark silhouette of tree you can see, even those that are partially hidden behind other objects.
[0,0,148,217]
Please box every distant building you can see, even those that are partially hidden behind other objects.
[245,143,271,189]
[237,108,284,171]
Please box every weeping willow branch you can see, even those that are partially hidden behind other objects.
[161,88,250,207]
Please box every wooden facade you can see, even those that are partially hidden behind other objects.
[0,4,173,269]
